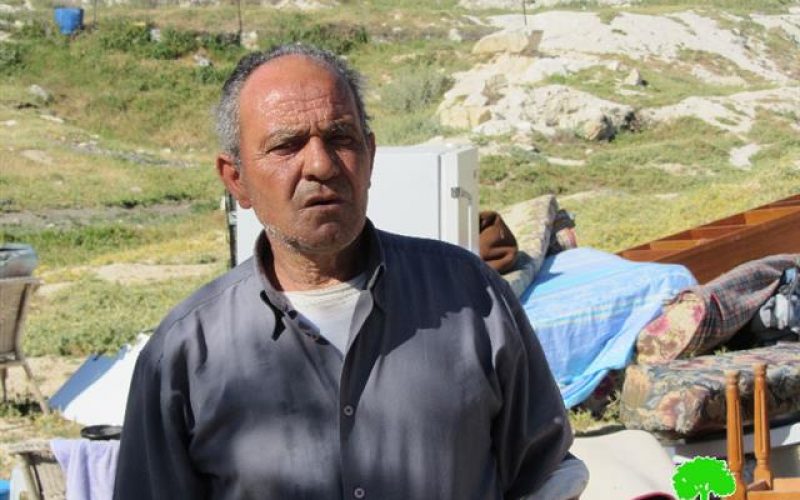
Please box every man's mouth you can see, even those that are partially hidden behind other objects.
[303,195,344,208]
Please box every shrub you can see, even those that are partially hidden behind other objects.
[287,23,368,54]
[262,16,369,55]
[149,27,198,59]
[0,43,24,72]
[194,65,230,84]
[16,19,52,41]
[198,32,240,53]
[374,110,447,145]
[97,19,151,52]
[381,65,453,113]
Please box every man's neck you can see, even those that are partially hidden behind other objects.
[265,233,367,292]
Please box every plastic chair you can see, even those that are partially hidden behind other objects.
[0,277,49,414]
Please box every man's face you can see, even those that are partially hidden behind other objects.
[220,55,375,255]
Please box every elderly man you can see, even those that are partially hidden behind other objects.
[114,44,573,499]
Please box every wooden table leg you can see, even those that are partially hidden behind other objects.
[753,363,773,489]
[727,370,747,500]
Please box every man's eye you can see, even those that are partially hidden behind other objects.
[269,141,302,156]
[329,135,356,147]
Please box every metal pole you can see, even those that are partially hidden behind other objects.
[236,0,243,44]
[522,1,527,26]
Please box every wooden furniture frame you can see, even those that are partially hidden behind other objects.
[725,364,800,499]
[9,440,67,500]
[619,195,800,284]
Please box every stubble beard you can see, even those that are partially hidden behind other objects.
[262,213,366,257]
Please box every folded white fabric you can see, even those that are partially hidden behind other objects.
[51,438,120,500]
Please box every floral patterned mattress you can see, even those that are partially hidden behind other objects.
[620,342,800,439]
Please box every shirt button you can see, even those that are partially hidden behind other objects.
[343,405,355,417]
[353,487,365,499]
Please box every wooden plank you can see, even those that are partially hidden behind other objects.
[648,240,699,251]
[747,490,800,499]
[653,210,800,283]
[617,248,677,261]
[772,478,800,490]
[687,226,746,240]
[705,213,747,227]
[658,226,745,243]
[744,207,800,225]
[618,194,800,284]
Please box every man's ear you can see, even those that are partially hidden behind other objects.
[216,154,252,209]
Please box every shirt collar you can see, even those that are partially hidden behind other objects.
[252,220,387,340]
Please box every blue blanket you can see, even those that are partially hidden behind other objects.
[520,248,696,408]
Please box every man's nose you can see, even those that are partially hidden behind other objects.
[302,137,340,181]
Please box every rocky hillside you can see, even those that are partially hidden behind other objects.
[438,5,800,171]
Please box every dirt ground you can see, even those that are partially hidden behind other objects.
[0,356,85,479]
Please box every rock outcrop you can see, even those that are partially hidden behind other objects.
[472,28,542,55]
[438,9,799,140]
[640,86,800,135]
[440,82,635,140]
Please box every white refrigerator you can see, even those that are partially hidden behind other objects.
[231,143,479,265]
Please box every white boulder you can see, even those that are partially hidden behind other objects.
[472,29,542,55]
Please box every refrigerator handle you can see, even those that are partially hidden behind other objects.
[450,187,476,254]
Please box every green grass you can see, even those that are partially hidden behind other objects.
[480,118,743,209]
[762,27,800,80]
[544,54,761,109]
[561,168,800,252]
[2,210,227,269]
[553,0,798,16]
[2,7,477,151]
[0,150,219,212]
[24,273,220,356]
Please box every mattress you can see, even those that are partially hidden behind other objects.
[620,343,800,439]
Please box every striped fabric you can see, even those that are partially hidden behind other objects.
[637,254,800,363]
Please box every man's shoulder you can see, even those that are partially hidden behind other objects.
[376,229,482,267]
[156,259,258,336]
[375,229,518,303]
[134,260,265,373]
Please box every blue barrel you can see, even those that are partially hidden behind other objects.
[53,7,84,35]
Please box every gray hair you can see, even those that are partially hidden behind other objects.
[215,44,371,164]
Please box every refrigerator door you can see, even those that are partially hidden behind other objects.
[439,146,479,253]
[368,147,442,242]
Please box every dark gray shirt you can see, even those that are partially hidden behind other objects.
[114,224,572,500]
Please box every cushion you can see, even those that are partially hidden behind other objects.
[635,254,799,364]
[499,194,557,297]
[620,342,800,438]
[635,292,707,364]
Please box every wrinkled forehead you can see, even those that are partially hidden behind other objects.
[239,55,357,118]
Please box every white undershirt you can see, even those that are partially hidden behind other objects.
[281,273,367,355]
